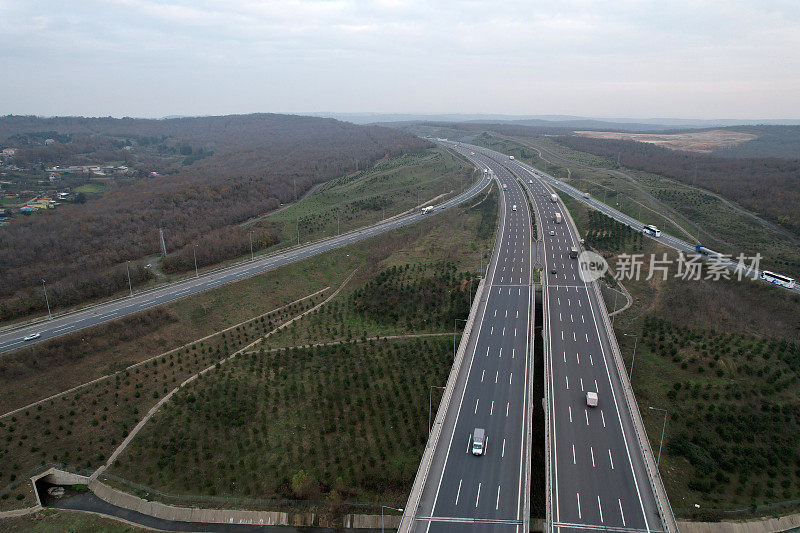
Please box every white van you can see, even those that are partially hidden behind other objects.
[472,428,486,456]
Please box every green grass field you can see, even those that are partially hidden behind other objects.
[0,509,146,532]
[73,183,106,195]
[255,148,475,247]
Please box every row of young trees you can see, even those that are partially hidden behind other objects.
[0,114,431,320]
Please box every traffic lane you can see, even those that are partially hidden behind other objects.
[431,289,529,520]
[548,288,645,530]
[427,520,519,533]
[0,177,491,353]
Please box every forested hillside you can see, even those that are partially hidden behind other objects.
[0,114,431,321]
[555,135,800,235]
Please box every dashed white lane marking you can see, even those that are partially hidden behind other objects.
[609,449,614,469]
[481,370,485,382]
[565,376,569,390]
[502,438,506,457]
[509,372,512,385]
[476,483,482,508]
[601,410,606,427]
[496,485,501,510]
[455,479,462,505]
[598,495,604,523]
[589,353,594,365]
[474,399,479,414]
[577,493,582,519]
[506,402,509,417]
[590,446,595,467]
[490,401,494,415]
[572,444,576,464]
[618,499,625,526]
[568,406,572,423]
[585,409,589,426]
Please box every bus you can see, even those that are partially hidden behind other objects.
[761,270,795,289]
[642,225,661,238]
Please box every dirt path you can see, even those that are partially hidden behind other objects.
[0,287,330,421]
[90,270,357,482]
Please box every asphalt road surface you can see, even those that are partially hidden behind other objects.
[474,144,669,532]
[0,172,490,355]
[409,148,535,533]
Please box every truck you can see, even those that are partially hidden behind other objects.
[471,428,486,455]
[554,213,562,224]
[695,244,711,255]
[421,206,434,214]
[512,204,517,211]
[503,184,508,190]
[569,247,578,259]
[550,193,558,203]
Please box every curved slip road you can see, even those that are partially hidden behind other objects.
[0,172,490,356]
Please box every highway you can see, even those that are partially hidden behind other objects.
[0,169,491,355]
[402,141,675,533]
[404,148,535,532]
[505,153,800,296]
[476,143,675,532]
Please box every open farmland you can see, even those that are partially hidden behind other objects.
[573,129,757,153]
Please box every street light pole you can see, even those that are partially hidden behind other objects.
[381,506,403,533]
[41,279,52,320]
[453,318,468,360]
[623,333,639,381]
[193,245,199,278]
[126,260,133,296]
[429,385,445,436]
[249,231,254,261]
[649,406,668,467]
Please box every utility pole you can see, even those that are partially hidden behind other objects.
[41,279,52,320]
[337,214,340,236]
[296,218,300,245]
[293,178,297,202]
[249,231,254,261]
[126,260,133,296]
[193,244,199,278]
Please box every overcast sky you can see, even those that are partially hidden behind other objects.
[2,0,799,119]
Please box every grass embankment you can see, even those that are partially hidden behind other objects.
[0,509,147,532]
[110,337,451,505]
[476,133,800,279]
[105,184,499,510]
[563,195,800,519]
[251,148,475,247]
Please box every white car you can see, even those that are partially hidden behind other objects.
[23,333,41,341]
[528,180,533,184]
[549,230,555,236]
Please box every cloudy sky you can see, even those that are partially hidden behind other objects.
[2,0,799,119]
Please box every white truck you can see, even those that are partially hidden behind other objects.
[512,204,517,211]
[586,392,598,407]
[550,193,558,203]
[554,213,562,224]
[421,206,434,214]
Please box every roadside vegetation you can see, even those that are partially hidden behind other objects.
[103,184,497,512]
[0,509,147,532]
[563,195,800,518]
[0,179,498,512]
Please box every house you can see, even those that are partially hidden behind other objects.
[1,148,16,157]
[49,173,59,182]
[44,139,56,145]
[20,206,36,213]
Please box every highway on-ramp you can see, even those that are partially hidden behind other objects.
[0,170,490,356]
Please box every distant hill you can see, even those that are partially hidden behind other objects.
[0,113,431,320]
